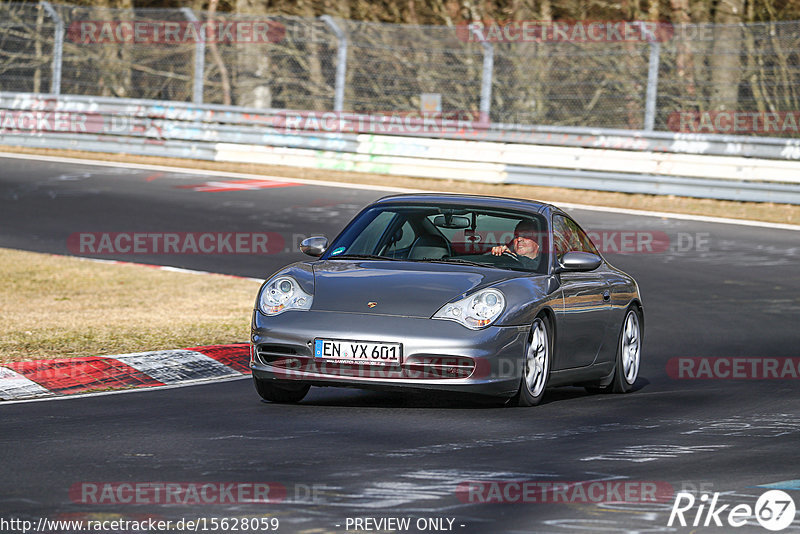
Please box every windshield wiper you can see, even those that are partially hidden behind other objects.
[330,254,400,261]
[419,257,537,272]
[416,258,492,268]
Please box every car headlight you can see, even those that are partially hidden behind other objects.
[258,276,313,316]
[433,288,505,329]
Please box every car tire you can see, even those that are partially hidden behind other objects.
[510,316,551,407]
[584,306,642,395]
[610,306,642,393]
[253,376,310,403]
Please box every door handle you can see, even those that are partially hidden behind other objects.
[602,289,610,301]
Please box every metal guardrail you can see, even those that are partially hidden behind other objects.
[5,92,800,159]
[2,92,800,204]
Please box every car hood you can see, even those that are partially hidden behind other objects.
[311,259,519,317]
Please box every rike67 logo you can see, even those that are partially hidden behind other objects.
[668,490,796,531]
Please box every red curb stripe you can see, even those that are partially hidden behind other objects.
[189,344,252,374]
[7,357,164,394]
[176,179,301,192]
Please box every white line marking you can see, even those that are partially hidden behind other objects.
[0,151,417,193]
[71,256,262,282]
[1,151,797,230]
[557,202,800,231]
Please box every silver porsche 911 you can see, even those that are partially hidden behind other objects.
[250,194,643,406]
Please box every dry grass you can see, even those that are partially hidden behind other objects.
[2,145,799,225]
[0,248,259,363]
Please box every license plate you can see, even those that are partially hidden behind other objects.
[314,339,402,366]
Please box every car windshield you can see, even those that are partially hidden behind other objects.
[322,203,549,273]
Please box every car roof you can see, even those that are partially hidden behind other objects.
[373,193,558,216]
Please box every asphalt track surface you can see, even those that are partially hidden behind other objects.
[1,154,799,534]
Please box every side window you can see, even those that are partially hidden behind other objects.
[552,216,570,258]
[568,218,599,254]
[349,211,396,254]
[553,215,598,257]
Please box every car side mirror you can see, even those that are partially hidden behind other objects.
[300,236,328,257]
[557,251,602,272]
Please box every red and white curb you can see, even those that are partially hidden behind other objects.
[0,344,251,401]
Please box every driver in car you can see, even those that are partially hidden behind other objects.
[491,220,541,267]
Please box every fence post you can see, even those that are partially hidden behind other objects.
[479,41,494,123]
[644,40,661,131]
[320,15,347,112]
[468,25,493,123]
[181,8,205,104]
[40,2,63,95]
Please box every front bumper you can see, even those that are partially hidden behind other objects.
[250,310,529,398]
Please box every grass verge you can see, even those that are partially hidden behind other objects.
[1,145,798,225]
[0,248,258,363]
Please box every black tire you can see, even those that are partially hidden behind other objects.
[253,376,310,403]
[588,306,642,394]
[510,316,551,407]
